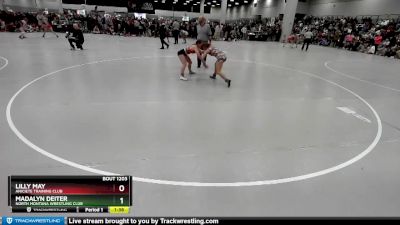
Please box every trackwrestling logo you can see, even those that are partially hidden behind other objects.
[2,217,65,225]
[141,3,154,11]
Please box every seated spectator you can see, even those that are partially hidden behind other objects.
[93,25,100,34]
[351,37,361,51]
[319,37,330,46]
[358,43,369,53]
[396,48,400,59]
[374,31,383,54]
[0,19,5,31]
[345,32,354,49]
[385,44,399,58]
[368,45,376,54]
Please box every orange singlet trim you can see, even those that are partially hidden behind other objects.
[185,45,197,54]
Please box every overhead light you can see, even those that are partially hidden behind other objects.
[213,0,216,2]
[228,4,231,7]
[230,0,234,2]
[235,2,239,5]
[207,2,211,4]
[183,3,187,5]
[154,0,158,2]
[244,0,248,3]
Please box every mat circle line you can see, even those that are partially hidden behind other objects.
[0,56,9,71]
[6,56,382,187]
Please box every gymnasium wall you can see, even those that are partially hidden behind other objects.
[3,0,400,20]
[3,0,62,12]
[3,0,36,11]
[212,0,400,21]
[308,0,400,16]
[211,0,309,21]
[61,4,128,13]
[60,4,220,20]
[36,0,62,11]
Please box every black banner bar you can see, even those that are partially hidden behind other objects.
[1,216,396,224]
[129,177,132,206]
[9,176,130,183]
[8,176,11,206]
[66,217,400,225]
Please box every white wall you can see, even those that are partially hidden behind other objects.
[36,0,62,11]
[308,0,400,16]
[296,1,309,14]
[3,0,62,11]
[254,0,286,17]
[49,1,305,21]
[226,4,254,20]
[62,4,128,13]
[213,0,400,20]
[3,0,36,11]
[223,0,285,20]
[5,0,400,19]
[4,0,35,8]
[153,9,220,19]
[61,4,224,20]
[212,0,309,21]
[108,0,400,20]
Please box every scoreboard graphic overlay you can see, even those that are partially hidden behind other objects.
[8,176,132,213]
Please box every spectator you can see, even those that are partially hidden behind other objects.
[180,29,188,44]
[214,23,221,40]
[172,20,180,44]
[158,22,169,50]
[1,9,399,59]
[241,26,248,40]
[93,25,100,34]
[374,31,383,54]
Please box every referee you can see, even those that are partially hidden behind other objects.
[196,16,212,68]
